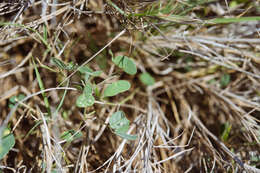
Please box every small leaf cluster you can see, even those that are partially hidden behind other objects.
[73,52,156,140]
[8,94,26,108]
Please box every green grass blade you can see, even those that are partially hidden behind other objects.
[32,58,51,116]
[208,16,260,24]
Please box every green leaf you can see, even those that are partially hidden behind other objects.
[17,94,26,101]
[115,131,137,141]
[79,65,93,74]
[220,73,230,87]
[51,57,67,70]
[51,58,76,71]
[112,56,137,75]
[79,66,102,82]
[60,130,82,142]
[83,83,93,96]
[139,72,155,86]
[94,86,101,98]
[76,94,95,107]
[66,61,77,71]
[103,80,131,97]
[221,122,232,142]
[0,131,15,160]
[124,58,137,75]
[112,56,125,68]
[109,111,129,131]
[95,55,107,70]
[8,94,26,108]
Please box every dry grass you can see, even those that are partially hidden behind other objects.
[0,0,260,172]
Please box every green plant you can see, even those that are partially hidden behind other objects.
[71,52,138,140]
[8,94,26,108]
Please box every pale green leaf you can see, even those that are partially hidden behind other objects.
[83,83,93,96]
[109,111,129,130]
[0,133,15,160]
[78,65,93,74]
[103,80,130,97]
[124,58,137,75]
[8,94,26,108]
[112,55,125,68]
[139,72,155,86]
[79,65,101,76]
[112,56,137,75]
[51,57,67,70]
[51,58,76,71]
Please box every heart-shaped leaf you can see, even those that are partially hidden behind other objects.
[103,80,130,97]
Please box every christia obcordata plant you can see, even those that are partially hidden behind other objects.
[0,50,156,160]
